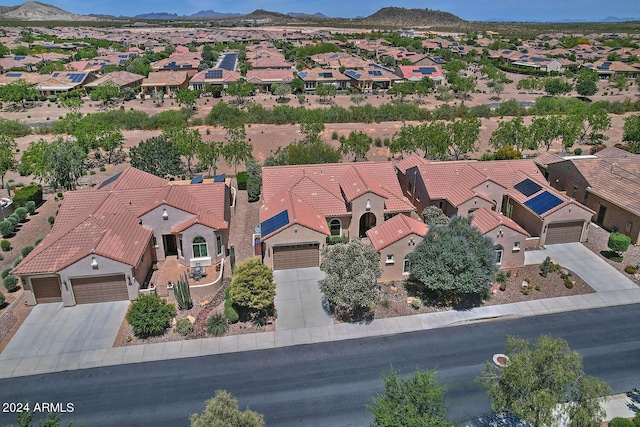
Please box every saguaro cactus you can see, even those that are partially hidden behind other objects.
[174,273,193,310]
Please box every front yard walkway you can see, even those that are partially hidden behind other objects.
[224,178,261,277]
[525,243,637,293]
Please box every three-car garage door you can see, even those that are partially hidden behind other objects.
[71,274,128,304]
[546,221,584,245]
[273,243,319,270]
[31,277,62,303]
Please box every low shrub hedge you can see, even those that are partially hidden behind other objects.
[126,293,176,337]
[174,318,194,337]
[609,418,634,427]
[236,171,247,190]
[12,185,43,208]
[1,240,11,251]
[3,276,18,292]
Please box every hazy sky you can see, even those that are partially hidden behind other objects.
[3,0,638,21]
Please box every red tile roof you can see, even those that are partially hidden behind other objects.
[396,154,429,174]
[367,214,428,251]
[470,208,530,237]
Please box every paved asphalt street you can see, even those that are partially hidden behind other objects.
[1,304,639,427]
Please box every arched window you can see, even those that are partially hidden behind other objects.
[329,218,342,236]
[192,236,208,258]
[359,212,377,237]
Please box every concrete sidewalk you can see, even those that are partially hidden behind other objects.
[2,286,640,379]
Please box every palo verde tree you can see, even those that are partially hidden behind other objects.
[0,79,38,110]
[367,367,455,427]
[175,88,198,111]
[320,239,382,321]
[90,81,122,107]
[221,123,252,175]
[197,139,223,177]
[0,136,17,190]
[163,126,202,174]
[489,117,532,152]
[44,138,86,191]
[190,390,264,427]
[299,116,325,145]
[129,135,183,178]
[477,334,611,427]
[408,216,496,302]
[529,115,564,151]
[315,82,337,103]
[340,131,372,161]
[622,114,640,153]
[225,79,254,105]
[448,117,481,160]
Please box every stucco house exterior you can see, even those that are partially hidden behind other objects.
[12,167,230,306]
[259,162,415,272]
[470,208,530,268]
[541,148,640,244]
[396,155,594,251]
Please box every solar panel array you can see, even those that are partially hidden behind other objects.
[368,70,382,76]
[213,174,225,183]
[299,71,308,78]
[433,57,445,63]
[261,210,289,238]
[205,69,223,79]
[164,62,180,69]
[514,178,543,197]
[98,171,122,189]
[190,175,203,184]
[319,72,333,78]
[524,191,563,215]
[413,67,436,75]
[65,73,86,83]
[345,70,361,79]
[13,56,25,60]
[5,72,22,77]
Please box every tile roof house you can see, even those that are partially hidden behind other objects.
[246,68,294,93]
[297,68,350,91]
[397,155,595,253]
[84,71,145,90]
[470,207,530,268]
[259,162,415,274]
[189,68,242,90]
[545,147,640,244]
[344,67,402,91]
[141,71,189,94]
[12,167,230,306]
[395,65,445,85]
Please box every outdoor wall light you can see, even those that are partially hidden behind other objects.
[63,280,68,291]
[162,208,169,220]
[366,199,371,211]
[91,257,98,269]
[127,276,132,286]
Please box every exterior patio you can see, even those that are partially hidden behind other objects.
[152,256,224,299]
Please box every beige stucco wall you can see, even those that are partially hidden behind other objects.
[140,204,193,261]
[540,204,592,246]
[262,225,327,270]
[178,222,227,267]
[134,240,155,288]
[458,196,495,217]
[377,234,422,282]
[349,192,385,238]
[587,195,640,244]
[486,226,527,269]
[326,215,352,239]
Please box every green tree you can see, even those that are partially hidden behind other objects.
[315,83,337,103]
[367,367,455,427]
[163,126,201,174]
[544,77,573,96]
[447,117,481,160]
[389,124,418,157]
[221,124,252,175]
[0,79,38,109]
[190,390,264,427]
[416,77,435,98]
[229,258,275,311]
[408,216,496,300]
[488,79,505,100]
[612,74,627,92]
[575,79,598,97]
[44,138,86,191]
[622,114,640,152]
[274,83,292,102]
[390,81,416,102]
[197,139,223,177]
[264,141,340,166]
[340,131,372,161]
[450,75,475,99]
[517,76,543,93]
[573,105,611,144]
[225,79,254,105]
[299,116,325,145]
[0,136,17,189]
[422,205,449,226]
[489,117,532,151]
[320,239,382,320]
[608,232,631,259]
[529,115,563,151]
[436,85,454,104]
[175,88,198,110]
[96,127,125,165]
[130,135,183,178]
[477,335,611,427]
[126,56,152,77]
[126,293,176,337]
[421,122,451,160]
[59,95,83,113]
[290,77,305,94]
[19,139,48,181]
[90,81,121,107]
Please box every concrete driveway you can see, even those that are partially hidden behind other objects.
[0,301,130,361]
[525,242,637,292]
[273,267,333,330]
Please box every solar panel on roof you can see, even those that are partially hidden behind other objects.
[524,191,563,215]
[368,70,382,76]
[514,178,543,197]
[261,210,289,238]
[320,72,333,78]
[213,174,225,182]
[205,69,223,79]
[190,175,203,184]
[418,67,436,75]
[345,70,361,79]
[98,171,123,189]
[14,56,25,60]
[299,71,307,78]
[5,72,22,77]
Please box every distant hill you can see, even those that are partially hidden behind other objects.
[600,16,639,22]
[134,12,177,20]
[359,6,464,27]
[189,10,241,19]
[0,1,98,21]
[288,12,330,19]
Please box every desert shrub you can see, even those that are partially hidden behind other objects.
[625,265,637,274]
[126,293,176,337]
[634,412,640,427]
[224,288,239,323]
[0,292,5,307]
[0,221,14,237]
[13,258,21,267]
[379,298,390,308]
[495,270,508,284]
[206,312,229,337]
[34,237,42,246]
[24,200,36,214]
[327,235,348,245]
[14,207,28,222]
[0,119,31,138]
[609,418,634,427]
[331,131,339,140]
[174,318,194,336]
[3,275,18,292]
[2,268,11,278]
[11,185,42,207]
[48,216,55,225]
[608,232,631,260]
[21,245,34,258]
[411,298,422,309]
[573,147,582,155]
[1,240,11,251]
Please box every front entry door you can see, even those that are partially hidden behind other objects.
[163,234,178,256]
[596,205,607,225]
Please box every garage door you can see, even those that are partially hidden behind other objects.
[546,221,584,245]
[31,277,62,303]
[71,274,128,304]
[273,243,319,270]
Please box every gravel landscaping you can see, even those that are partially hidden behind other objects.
[583,223,640,285]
